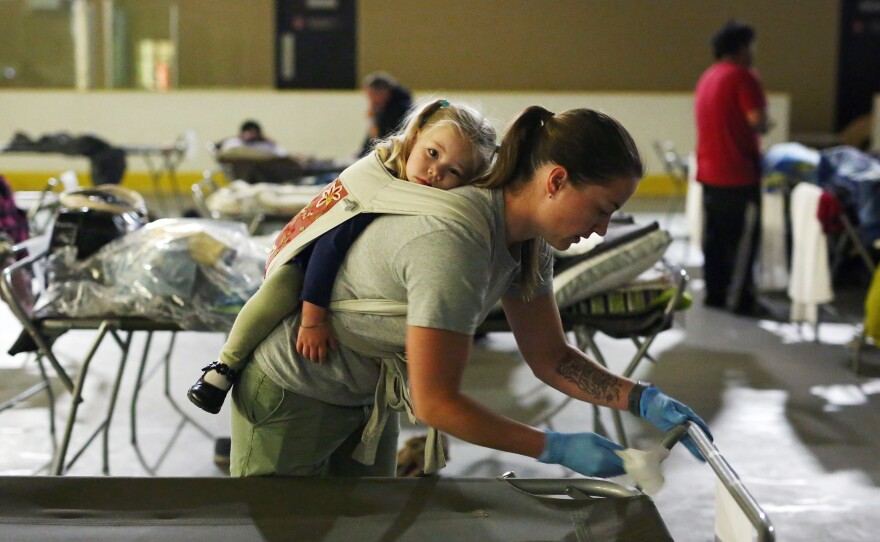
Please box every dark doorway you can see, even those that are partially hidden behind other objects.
[836,0,880,131]
[275,0,356,89]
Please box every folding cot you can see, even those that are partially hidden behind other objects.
[215,152,306,185]
[209,140,351,186]
[191,170,323,234]
[0,423,773,542]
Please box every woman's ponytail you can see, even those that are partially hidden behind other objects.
[477,105,552,191]
[475,106,555,298]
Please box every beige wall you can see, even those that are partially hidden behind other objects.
[169,0,275,88]
[0,0,840,133]
[0,90,790,191]
[0,0,276,89]
[358,0,839,133]
[0,1,74,87]
[115,0,276,88]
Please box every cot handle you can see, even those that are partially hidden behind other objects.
[661,423,776,542]
[499,472,639,500]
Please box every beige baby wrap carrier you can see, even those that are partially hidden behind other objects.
[265,153,491,474]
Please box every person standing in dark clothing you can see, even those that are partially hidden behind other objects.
[694,20,770,316]
[359,72,413,157]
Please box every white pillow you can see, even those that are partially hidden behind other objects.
[553,229,672,309]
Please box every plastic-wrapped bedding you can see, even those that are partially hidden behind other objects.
[38,219,272,331]
[552,221,671,309]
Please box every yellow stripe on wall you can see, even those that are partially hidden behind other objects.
[5,170,687,198]
[4,171,208,194]
[634,173,688,198]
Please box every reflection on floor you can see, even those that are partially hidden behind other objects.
[2,205,879,541]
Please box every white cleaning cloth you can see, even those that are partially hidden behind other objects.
[615,444,670,495]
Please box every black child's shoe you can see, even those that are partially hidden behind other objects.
[187,362,237,414]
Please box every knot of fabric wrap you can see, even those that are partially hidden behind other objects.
[351,354,446,474]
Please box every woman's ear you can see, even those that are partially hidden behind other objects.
[546,166,569,198]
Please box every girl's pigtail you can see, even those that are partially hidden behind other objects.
[416,99,448,128]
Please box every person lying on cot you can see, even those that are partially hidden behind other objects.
[219,119,289,158]
[188,98,498,414]
[222,103,712,479]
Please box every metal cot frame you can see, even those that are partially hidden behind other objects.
[0,424,773,541]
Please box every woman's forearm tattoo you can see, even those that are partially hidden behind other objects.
[556,352,621,404]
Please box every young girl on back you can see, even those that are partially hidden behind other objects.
[188,99,497,414]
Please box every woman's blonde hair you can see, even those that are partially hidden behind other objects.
[476,106,644,296]
[373,98,497,182]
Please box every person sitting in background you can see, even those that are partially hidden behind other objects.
[220,120,289,158]
[217,120,305,184]
[359,72,413,157]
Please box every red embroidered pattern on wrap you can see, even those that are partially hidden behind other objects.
[265,178,348,275]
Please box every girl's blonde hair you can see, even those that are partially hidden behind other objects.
[476,106,644,297]
[373,98,497,182]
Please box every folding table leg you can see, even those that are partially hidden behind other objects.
[130,331,154,450]
[140,153,169,216]
[851,330,867,374]
[131,331,213,474]
[130,331,171,475]
[622,335,659,378]
[99,330,134,475]
[22,355,59,475]
[574,327,629,448]
[52,325,132,475]
[26,327,76,394]
[53,322,111,475]
[162,152,182,200]
[34,354,58,462]
[161,332,212,439]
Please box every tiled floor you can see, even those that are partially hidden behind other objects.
[2,202,880,541]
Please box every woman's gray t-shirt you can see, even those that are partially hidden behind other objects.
[251,185,554,406]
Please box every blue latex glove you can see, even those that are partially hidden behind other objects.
[640,386,713,461]
[537,431,625,478]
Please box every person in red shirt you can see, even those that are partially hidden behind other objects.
[695,20,770,316]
